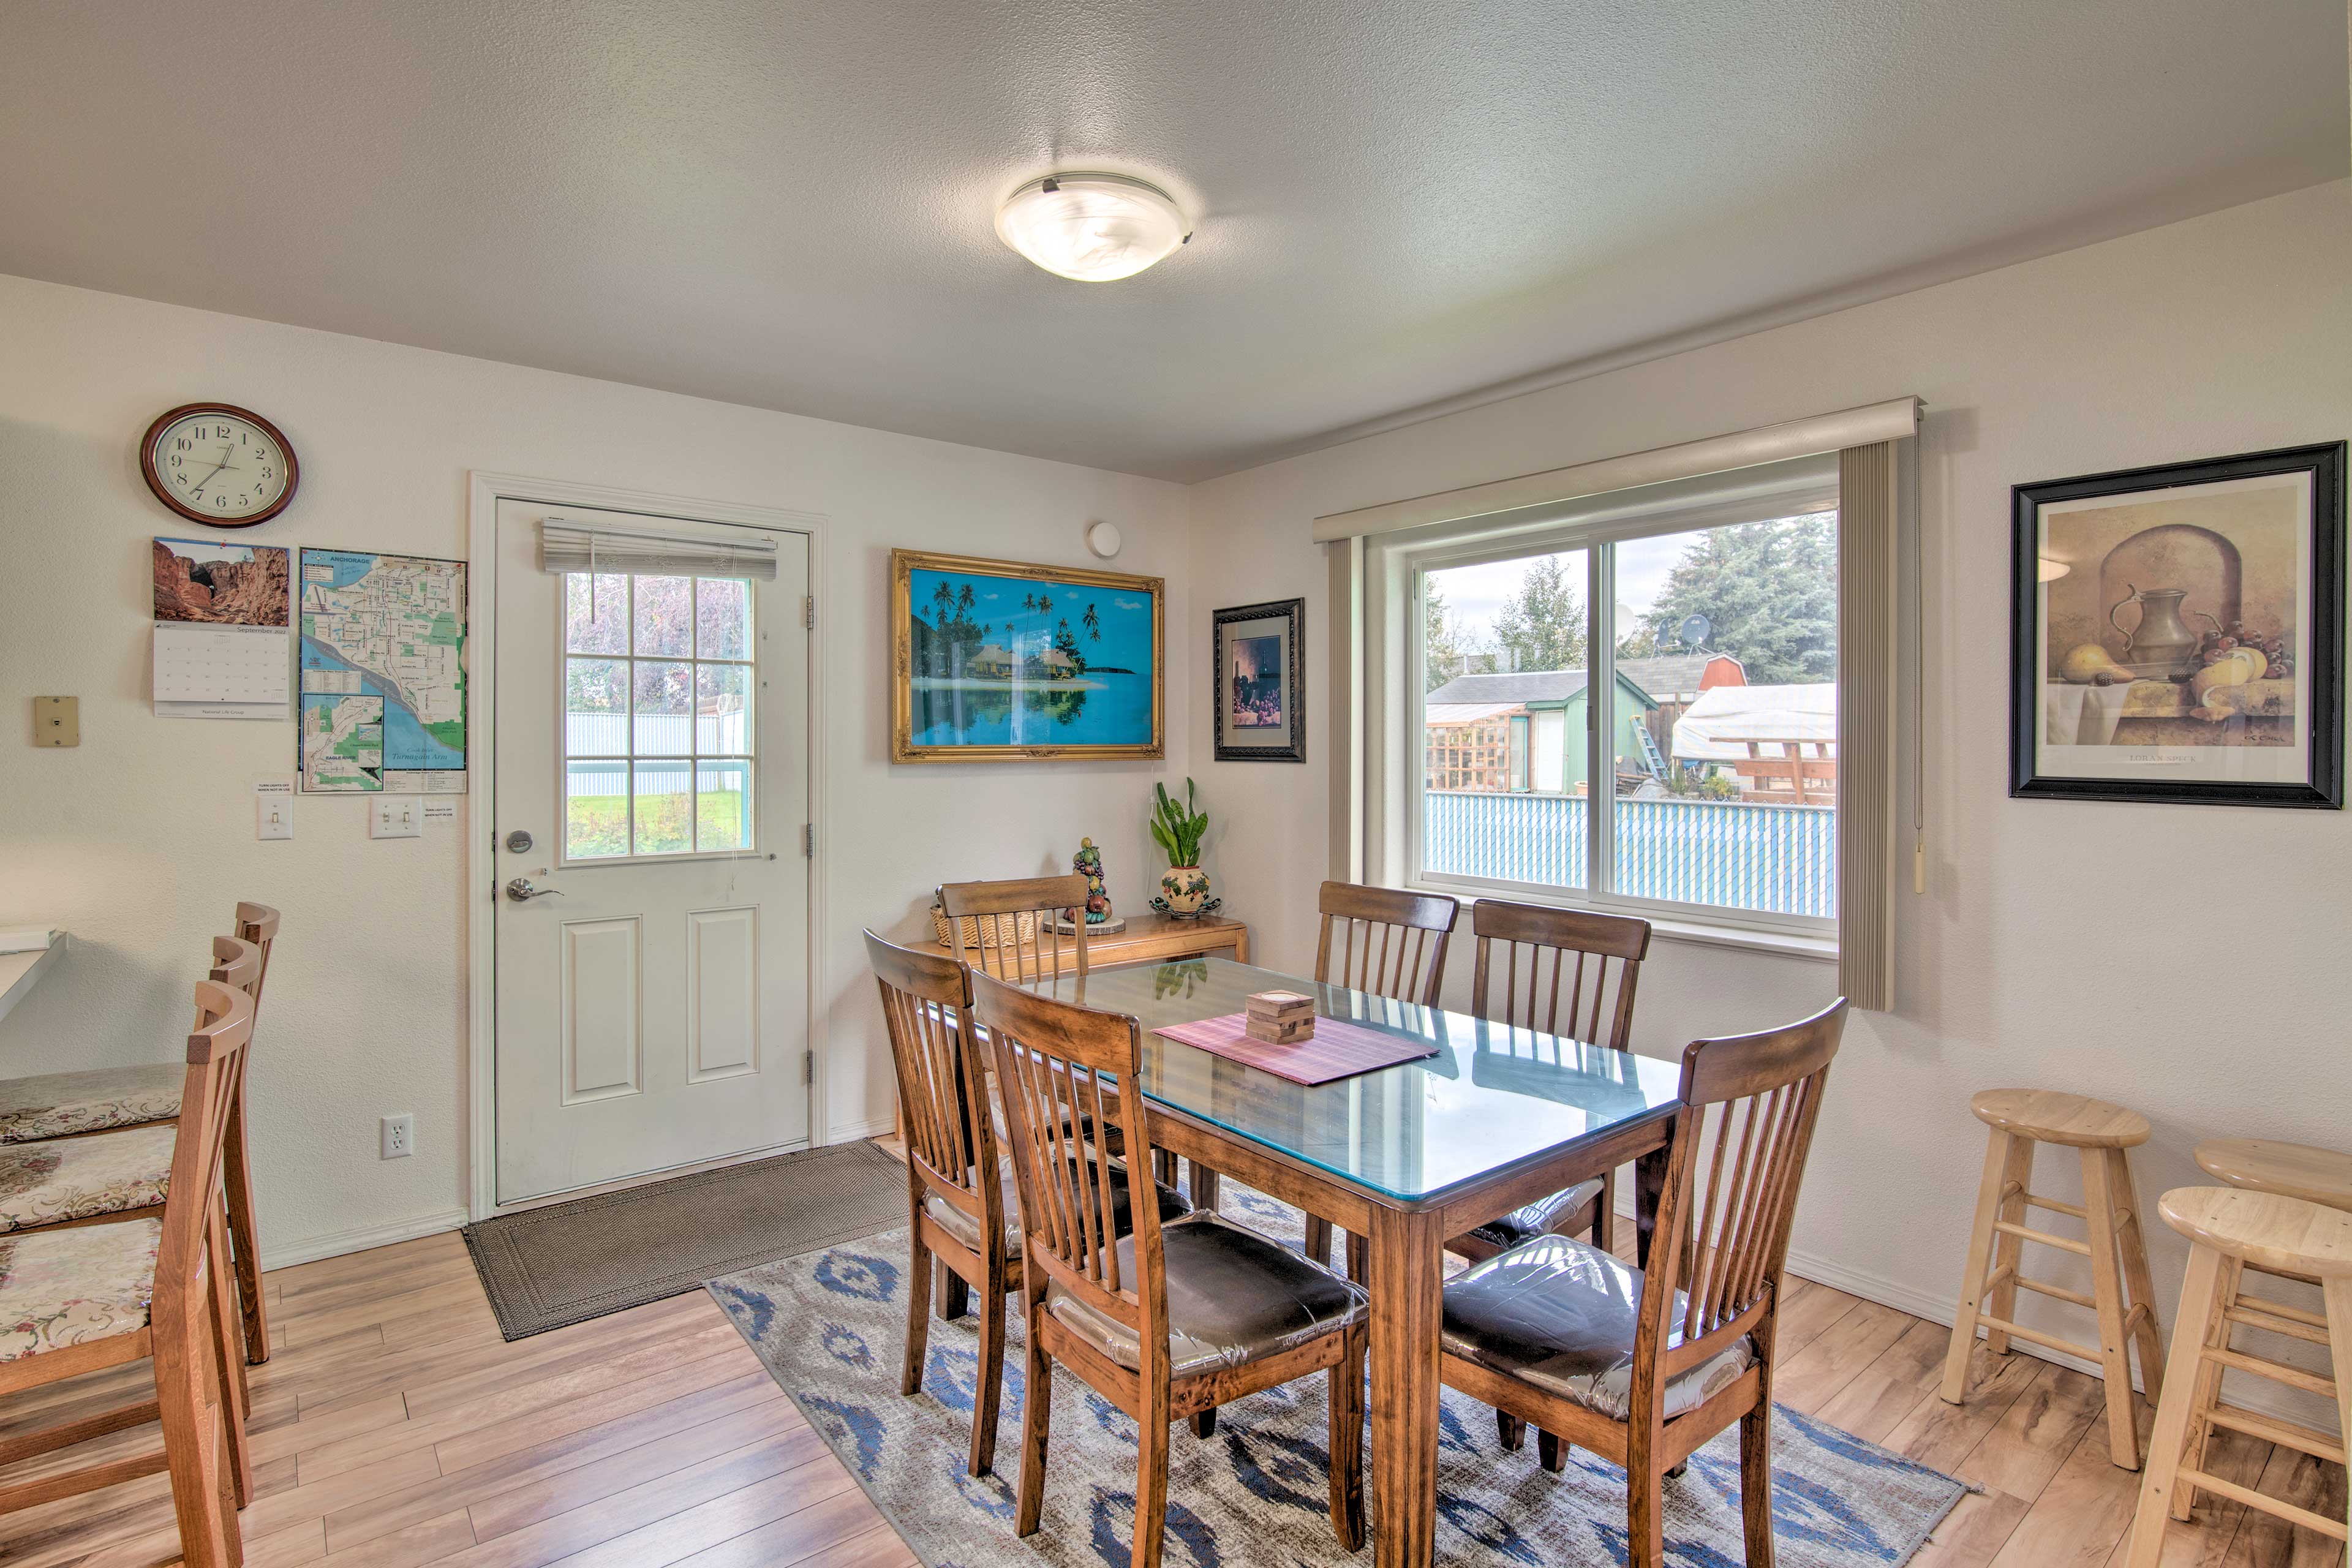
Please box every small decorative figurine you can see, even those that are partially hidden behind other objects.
[1074,837,1112,924]
[1055,836,1126,935]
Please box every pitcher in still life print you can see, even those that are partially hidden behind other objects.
[2013,443,2342,809]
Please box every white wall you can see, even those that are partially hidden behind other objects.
[1186,180,2352,1366]
[0,274,1189,1263]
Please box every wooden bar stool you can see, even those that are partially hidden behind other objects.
[2163,1137,2352,1523]
[2124,1187,2352,1566]
[1942,1088,2166,1469]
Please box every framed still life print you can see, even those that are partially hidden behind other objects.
[2011,442,2344,808]
[1213,597,1305,762]
[889,548,1164,763]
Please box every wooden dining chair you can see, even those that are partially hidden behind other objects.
[869,930,1189,1475]
[1313,881,1457,1007]
[1453,900,1653,1270]
[1439,998,1847,1568]
[0,979,258,1568]
[0,901,281,1367]
[869,929,1011,1476]
[971,970,1370,1568]
[1302,880,1460,1264]
[939,875,1093,987]
[221,901,279,1364]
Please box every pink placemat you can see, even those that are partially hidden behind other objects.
[1152,1012,1440,1086]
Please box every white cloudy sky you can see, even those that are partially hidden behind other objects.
[1430,533,1690,650]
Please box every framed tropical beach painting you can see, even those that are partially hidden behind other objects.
[889,548,1164,763]
[1213,597,1305,762]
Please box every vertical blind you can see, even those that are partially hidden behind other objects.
[1836,443,1898,1011]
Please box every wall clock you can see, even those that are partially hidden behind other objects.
[141,404,299,527]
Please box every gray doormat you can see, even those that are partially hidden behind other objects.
[463,1140,905,1340]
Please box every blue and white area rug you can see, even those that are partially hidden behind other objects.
[707,1186,1966,1568]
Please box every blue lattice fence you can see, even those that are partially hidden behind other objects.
[1423,791,1836,918]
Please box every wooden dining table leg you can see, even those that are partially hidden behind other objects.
[1368,1204,1445,1568]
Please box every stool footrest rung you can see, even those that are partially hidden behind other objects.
[2203,1406,2348,1468]
[2012,1274,2096,1310]
[2230,1290,2329,1331]
[1991,1219,2091,1257]
[1977,1265,2016,1300]
[2178,1466,2348,1542]
[2223,1301,2332,1347]
[2201,1344,2339,1401]
[2021,1191,2086,1220]
[1973,1314,2097,1362]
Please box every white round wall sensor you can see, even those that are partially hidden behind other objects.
[1085,520,1123,559]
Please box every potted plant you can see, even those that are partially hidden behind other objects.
[1148,778,1213,918]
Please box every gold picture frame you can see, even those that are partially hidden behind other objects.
[890,548,1165,763]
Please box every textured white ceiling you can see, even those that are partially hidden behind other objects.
[3,1,2343,480]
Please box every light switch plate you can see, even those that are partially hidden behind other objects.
[32,696,78,747]
[257,794,293,840]
[370,796,422,839]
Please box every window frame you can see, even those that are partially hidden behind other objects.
[556,569,762,868]
[1396,478,1841,943]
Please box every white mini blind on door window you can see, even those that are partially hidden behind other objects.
[540,519,780,581]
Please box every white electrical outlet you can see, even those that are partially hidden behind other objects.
[380,1114,414,1159]
[370,797,422,839]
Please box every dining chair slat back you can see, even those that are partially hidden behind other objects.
[1313,881,1457,1008]
[867,932,993,1234]
[233,902,281,1005]
[1446,900,1654,1271]
[1470,899,1650,1049]
[867,930,1019,1476]
[971,969,1155,1327]
[941,875,1091,988]
[1649,1000,1845,1376]
[1438,997,1845,1568]
[216,908,280,1370]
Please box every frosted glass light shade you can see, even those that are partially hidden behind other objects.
[996,173,1189,282]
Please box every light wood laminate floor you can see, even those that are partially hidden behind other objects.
[1,1215,2341,1568]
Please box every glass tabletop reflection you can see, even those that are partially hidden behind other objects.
[1019,955,1681,1208]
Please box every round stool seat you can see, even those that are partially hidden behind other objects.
[2157,1186,2352,1280]
[1969,1088,2149,1148]
[2193,1137,2352,1213]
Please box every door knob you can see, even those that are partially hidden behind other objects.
[505,878,565,902]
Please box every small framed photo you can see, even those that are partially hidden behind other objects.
[2011,442,2344,808]
[1213,598,1305,763]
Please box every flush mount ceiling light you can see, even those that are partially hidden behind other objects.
[995,173,1190,282]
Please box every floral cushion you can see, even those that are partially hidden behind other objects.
[0,1126,174,1232]
[0,1066,183,1143]
[0,1218,162,1362]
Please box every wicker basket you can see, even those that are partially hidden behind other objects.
[930,901,1041,950]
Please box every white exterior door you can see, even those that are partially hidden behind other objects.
[491,497,811,1205]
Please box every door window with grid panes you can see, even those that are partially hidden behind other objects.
[562,571,756,861]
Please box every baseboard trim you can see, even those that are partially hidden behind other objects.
[260,1207,470,1272]
[827,1117,897,1144]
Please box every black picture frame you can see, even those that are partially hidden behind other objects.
[2010,442,2344,809]
[1212,597,1306,763]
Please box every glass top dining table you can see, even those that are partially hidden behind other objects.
[1017,953,1683,1210]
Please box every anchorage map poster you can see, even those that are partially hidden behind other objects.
[297,548,469,793]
